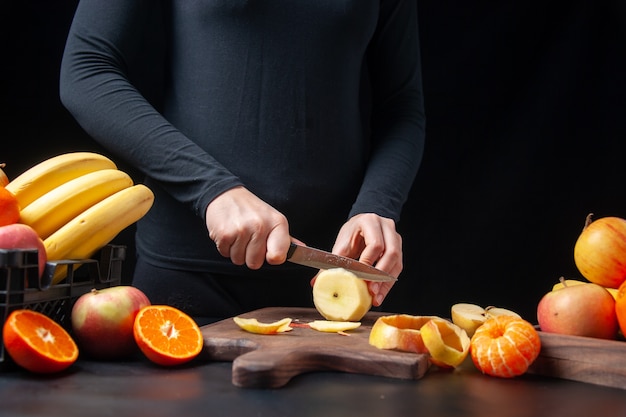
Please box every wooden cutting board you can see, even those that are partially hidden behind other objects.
[199,307,430,388]
[527,331,626,390]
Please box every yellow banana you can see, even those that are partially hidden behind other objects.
[19,168,134,240]
[6,152,117,208]
[44,184,154,284]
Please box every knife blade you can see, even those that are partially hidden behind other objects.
[286,243,397,282]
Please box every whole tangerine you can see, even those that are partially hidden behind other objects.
[470,315,541,378]
[614,280,626,336]
[0,185,20,226]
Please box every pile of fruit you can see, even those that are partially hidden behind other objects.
[536,214,626,340]
[235,267,542,379]
[3,286,204,373]
[0,152,154,284]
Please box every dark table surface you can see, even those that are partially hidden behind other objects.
[1,355,626,417]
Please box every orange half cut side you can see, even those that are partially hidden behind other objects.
[133,305,204,366]
[2,309,78,373]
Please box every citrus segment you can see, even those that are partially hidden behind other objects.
[233,317,293,334]
[2,309,78,373]
[308,320,361,333]
[420,318,470,368]
[133,305,203,366]
[470,315,541,378]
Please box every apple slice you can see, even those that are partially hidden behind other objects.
[451,303,520,337]
[308,320,361,333]
[368,314,440,354]
[312,268,372,322]
[233,317,293,334]
[420,318,470,368]
[450,303,487,338]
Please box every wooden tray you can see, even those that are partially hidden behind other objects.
[198,307,430,388]
[527,331,626,390]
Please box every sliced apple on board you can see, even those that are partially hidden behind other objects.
[308,320,361,333]
[233,317,293,334]
[312,268,372,322]
[450,303,521,337]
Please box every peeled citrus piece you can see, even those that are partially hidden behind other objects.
[420,317,470,368]
[133,305,203,366]
[2,309,78,373]
[369,314,440,354]
[233,317,293,334]
[470,315,541,378]
[308,320,361,333]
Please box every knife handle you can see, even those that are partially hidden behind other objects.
[286,242,297,259]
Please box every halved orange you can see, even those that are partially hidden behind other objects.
[2,309,78,373]
[470,315,541,378]
[133,305,203,366]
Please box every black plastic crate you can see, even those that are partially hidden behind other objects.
[0,245,125,365]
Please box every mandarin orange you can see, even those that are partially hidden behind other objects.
[614,279,626,336]
[2,309,78,373]
[0,185,20,226]
[133,305,203,366]
[0,163,9,187]
[470,315,540,378]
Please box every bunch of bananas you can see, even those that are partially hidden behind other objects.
[6,152,154,284]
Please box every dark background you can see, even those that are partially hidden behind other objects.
[3,1,626,322]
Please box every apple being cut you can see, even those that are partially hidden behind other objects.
[71,285,151,359]
[312,268,372,322]
[536,281,618,340]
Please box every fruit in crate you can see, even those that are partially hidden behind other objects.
[0,185,20,227]
[312,268,372,321]
[470,315,541,378]
[536,278,618,339]
[19,168,134,240]
[0,223,47,278]
[3,309,79,373]
[133,305,204,366]
[71,286,151,359]
[451,303,521,337]
[5,151,154,284]
[574,214,626,289]
[0,162,9,186]
[5,151,118,208]
[44,184,154,284]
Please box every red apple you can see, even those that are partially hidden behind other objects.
[71,285,151,359]
[536,281,618,339]
[0,223,47,279]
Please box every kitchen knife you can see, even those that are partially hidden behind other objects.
[286,243,397,282]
